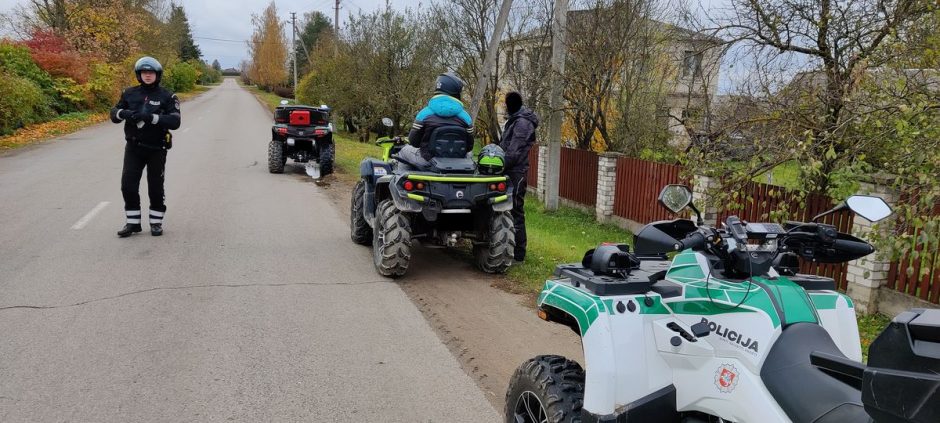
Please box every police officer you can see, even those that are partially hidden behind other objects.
[498,92,539,262]
[110,57,181,237]
[398,72,474,169]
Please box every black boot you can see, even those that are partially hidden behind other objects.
[150,223,163,236]
[117,224,142,238]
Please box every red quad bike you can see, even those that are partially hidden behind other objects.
[269,100,334,178]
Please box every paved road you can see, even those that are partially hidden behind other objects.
[0,79,498,422]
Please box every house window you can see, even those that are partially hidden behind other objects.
[505,49,514,73]
[515,49,525,73]
[682,50,702,78]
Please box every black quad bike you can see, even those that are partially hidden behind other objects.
[269,100,334,177]
[349,118,515,277]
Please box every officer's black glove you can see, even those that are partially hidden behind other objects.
[117,110,135,121]
[132,111,150,123]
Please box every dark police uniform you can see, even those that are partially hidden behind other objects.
[110,85,181,228]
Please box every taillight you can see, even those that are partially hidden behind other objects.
[489,183,497,190]
[416,182,425,190]
[314,129,327,136]
[277,127,288,135]
[497,182,507,192]
[404,181,414,191]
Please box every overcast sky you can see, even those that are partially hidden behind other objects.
[0,0,423,68]
[0,0,732,76]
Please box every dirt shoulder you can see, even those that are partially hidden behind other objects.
[317,168,583,409]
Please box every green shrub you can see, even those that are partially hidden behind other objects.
[163,61,199,93]
[0,71,49,135]
[0,41,67,113]
[195,60,222,85]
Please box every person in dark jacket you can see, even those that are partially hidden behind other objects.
[110,56,181,237]
[498,92,539,262]
[397,72,474,168]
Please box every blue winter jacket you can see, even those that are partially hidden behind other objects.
[408,95,474,160]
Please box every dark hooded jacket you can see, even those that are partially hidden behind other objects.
[110,84,181,149]
[498,107,539,174]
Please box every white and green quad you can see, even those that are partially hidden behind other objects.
[506,185,940,423]
[349,120,514,277]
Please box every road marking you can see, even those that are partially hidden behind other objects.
[71,202,110,230]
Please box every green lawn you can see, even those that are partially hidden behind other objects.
[857,312,892,363]
[507,199,636,293]
[333,132,383,183]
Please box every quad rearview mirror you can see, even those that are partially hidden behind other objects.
[845,195,892,222]
[381,117,394,127]
[658,185,693,214]
[279,99,289,105]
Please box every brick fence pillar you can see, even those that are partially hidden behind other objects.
[536,145,547,201]
[595,152,622,223]
[692,175,720,226]
[845,177,899,314]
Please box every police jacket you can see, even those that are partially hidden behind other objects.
[408,95,474,161]
[499,107,539,174]
[110,84,181,149]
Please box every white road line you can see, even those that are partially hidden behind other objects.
[71,201,110,230]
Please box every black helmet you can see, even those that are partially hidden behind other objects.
[134,56,163,85]
[477,143,506,175]
[435,72,465,98]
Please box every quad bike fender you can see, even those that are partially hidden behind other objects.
[537,280,677,418]
[387,183,423,213]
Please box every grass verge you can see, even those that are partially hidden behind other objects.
[0,85,212,152]
[858,312,891,363]
[0,111,108,150]
[505,200,636,293]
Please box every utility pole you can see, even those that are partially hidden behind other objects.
[545,0,569,210]
[334,0,340,33]
[291,12,297,92]
[468,0,514,123]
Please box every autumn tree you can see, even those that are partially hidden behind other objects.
[684,0,935,193]
[247,1,288,91]
[429,0,507,144]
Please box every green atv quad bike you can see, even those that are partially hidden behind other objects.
[350,118,515,277]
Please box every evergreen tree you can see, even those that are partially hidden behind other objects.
[169,4,201,61]
[211,59,222,71]
[295,11,333,73]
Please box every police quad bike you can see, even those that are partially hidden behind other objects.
[349,118,515,277]
[269,99,335,178]
[506,184,940,423]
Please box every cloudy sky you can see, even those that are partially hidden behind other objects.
[0,0,423,68]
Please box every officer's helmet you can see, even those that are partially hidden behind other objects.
[478,144,506,175]
[134,56,164,85]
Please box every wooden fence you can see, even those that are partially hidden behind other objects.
[559,147,598,206]
[613,157,686,223]
[716,181,854,290]
[527,145,539,189]
[885,204,940,304]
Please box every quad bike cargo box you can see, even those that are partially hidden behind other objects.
[274,106,329,126]
[289,110,311,126]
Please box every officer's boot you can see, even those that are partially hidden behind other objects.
[150,209,164,236]
[118,210,143,238]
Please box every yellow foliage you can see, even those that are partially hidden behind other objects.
[248,2,289,90]
[0,113,108,150]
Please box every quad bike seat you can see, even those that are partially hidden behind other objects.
[760,323,873,423]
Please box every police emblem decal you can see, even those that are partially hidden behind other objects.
[714,364,739,393]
